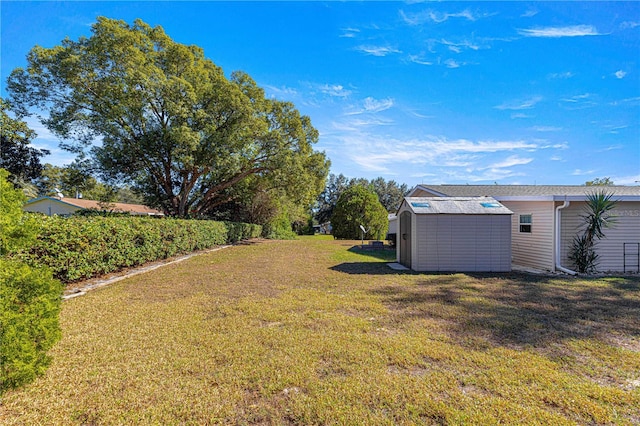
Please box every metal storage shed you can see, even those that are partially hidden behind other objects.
[397,197,513,272]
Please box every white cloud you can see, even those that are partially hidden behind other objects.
[518,25,601,38]
[609,96,640,106]
[620,21,640,30]
[521,9,538,18]
[344,97,395,116]
[560,93,597,109]
[548,71,574,79]
[440,38,480,52]
[572,169,597,176]
[355,45,401,57]
[263,84,299,100]
[363,97,394,113]
[340,28,360,38]
[400,9,491,25]
[444,59,461,68]
[485,155,533,169]
[317,83,352,98]
[408,54,433,66]
[511,113,534,119]
[614,70,627,79]
[529,126,562,132]
[612,174,640,185]
[495,96,543,110]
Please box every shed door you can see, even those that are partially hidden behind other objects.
[400,211,412,268]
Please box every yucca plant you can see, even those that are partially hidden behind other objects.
[568,190,617,273]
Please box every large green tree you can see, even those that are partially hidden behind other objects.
[8,17,328,217]
[331,184,388,240]
[315,174,408,224]
[0,98,49,193]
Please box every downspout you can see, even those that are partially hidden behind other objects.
[555,199,577,275]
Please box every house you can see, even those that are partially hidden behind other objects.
[397,196,512,272]
[23,196,164,217]
[408,185,640,273]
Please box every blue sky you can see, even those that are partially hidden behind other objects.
[2,1,639,186]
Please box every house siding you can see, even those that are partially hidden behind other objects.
[500,201,555,271]
[23,199,79,216]
[560,201,640,273]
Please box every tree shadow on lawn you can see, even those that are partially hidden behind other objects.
[347,245,397,261]
[371,272,640,349]
[330,262,409,275]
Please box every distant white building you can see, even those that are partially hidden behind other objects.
[24,196,164,217]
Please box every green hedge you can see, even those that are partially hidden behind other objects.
[19,216,261,283]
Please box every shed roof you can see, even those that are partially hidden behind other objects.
[412,184,640,200]
[403,197,512,215]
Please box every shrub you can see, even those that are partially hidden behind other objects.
[568,191,618,273]
[18,216,261,283]
[331,185,388,240]
[0,169,62,395]
[0,259,63,393]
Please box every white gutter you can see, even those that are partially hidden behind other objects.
[555,199,577,275]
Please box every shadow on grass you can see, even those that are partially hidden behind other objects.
[330,262,409,275]
[347,245,397,261]
[371,272,640,348]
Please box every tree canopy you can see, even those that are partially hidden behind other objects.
[331,184,388,240]
[315,174,408,224]
[0,99,49,188]
[8,17,328,217]
[585,177,614,186]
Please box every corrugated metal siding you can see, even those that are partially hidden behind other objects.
[501,201,555,271]
[415,215,511,272]
[560,201,640,272]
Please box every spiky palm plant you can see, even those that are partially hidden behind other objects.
[568,190,617,273]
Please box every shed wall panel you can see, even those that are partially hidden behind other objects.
[415,214,511,272]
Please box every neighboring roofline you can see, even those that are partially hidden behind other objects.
[408,186,446,197]
[25,196,165,215]
[25,196,83,209]
[411,185,640,202]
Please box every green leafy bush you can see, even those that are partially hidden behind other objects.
[1,169,62,395]
[18,216,261,283]
[0,259,63,393]
[224,221,263,243]
[331,185,388,240]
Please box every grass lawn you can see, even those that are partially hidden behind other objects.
[1,236,639,425]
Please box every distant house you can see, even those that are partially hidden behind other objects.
[397,196,512,272]
[408,185,640,273]
[23,196,164,217]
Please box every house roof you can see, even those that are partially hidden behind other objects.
[411,184,640,201]
[402,197,512,215]
[26,196,164,216]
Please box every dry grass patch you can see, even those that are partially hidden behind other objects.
[1,236,639,425]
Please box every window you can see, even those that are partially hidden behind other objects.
[519,214,532,233]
